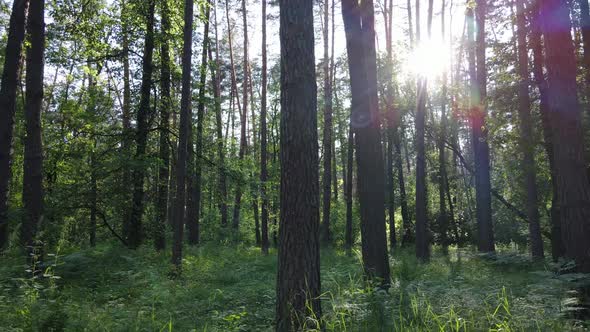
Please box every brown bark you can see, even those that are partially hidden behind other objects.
[384,0,397,252]
[438,0,449,253]
[210,0,228,228]
[529,2,564,260]
[468,1,495,253]
[125,0,156,249]
[121,0,133,227]
[540,0,590,272]
[345,125,354,254]
[276,0,322,329]
[342,0,391,285]
[260,0,269,254]
[515,0,544,258]
[415,0,430,261]
[156,0,172,251]
[321,0,333,244]
[0,0,29,249]
[22,0,45,251]
[231,0,249,230]
[578,0,590,115]
[172,0,193,269]
[188,1,212,246]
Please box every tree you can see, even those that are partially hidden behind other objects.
[345,124,354,254]
[515,0,543,258]
[342,0,391,284]
[209,0,229,229]
[578,0,590,112]
[540,0,590,272]
[321,0,333,244]
[529,0,564,261]
[125,0,156,249]
[172,0,194,269]
[231,0,249,230]
[156,0,172,251]
[260,0,269,254]
[21,0,45,251]
[468,0,495,253]
[0,0,29,250]
[188,0,212,246]
[415,0,430,261]
[438,0,449,253]
[276,0,322,329]
[383,0,397,251]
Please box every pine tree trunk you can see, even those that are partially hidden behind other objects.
[0,0,29,250]
[321,0,333,244]
[540,0,590,273]
[260,0,269,254]
[210,0,228,228]
[276,1,322,329]
[156,0,172,251]
[438,0,449,253]
[529,3,564,260]
[121,0,133,229]
[578,0,590,114]
[342,0,391,285]
[231,0,249,230]
[188,1,211,246]
[345,125,354,254]
[384,0,397,252]
[22,0,45,251]
[415,0,430,261]
[172,0,193,269]
[126,0,155,249]
[468,1,495,253]
[515,0,544,259]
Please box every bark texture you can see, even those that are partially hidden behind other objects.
[276,0,322,329]
[0,0,29,249]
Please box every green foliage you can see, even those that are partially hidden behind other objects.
[0,244,587,331]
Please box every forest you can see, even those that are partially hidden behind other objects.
[0,0,589,330]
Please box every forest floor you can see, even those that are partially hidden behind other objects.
[0,243,588,331]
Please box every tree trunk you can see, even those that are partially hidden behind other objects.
[87,65,98,247]
[231,0,249,230]
[438,0,449,253]
[260,0,269,254]
[0,0,29,250]
[345,125,354,254]
[121,0,133,229]
[276,1,322,329]
[188,0,211,246]
[156,0,172,251]
[468,1,495,253]
[384,0,397,252]
[172,0,193,269]
[578,0,590,115]
[540,0,590,273]
[415,0,430,261]
[515,0,544,259]
[89,143,97,247]
[529,2,564,261]
[22,0,45,252]
[210,0,228,228]
[342,0,391,285]
[321,0,333,244]
[126,0,156,249]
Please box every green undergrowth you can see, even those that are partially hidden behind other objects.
[0,243,588,331]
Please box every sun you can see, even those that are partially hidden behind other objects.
[404,39,451,79]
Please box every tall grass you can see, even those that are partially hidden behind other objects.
[0,244,587,331]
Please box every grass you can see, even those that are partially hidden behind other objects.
[0,243,588,331]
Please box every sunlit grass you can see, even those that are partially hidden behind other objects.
[0,243,587,331]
